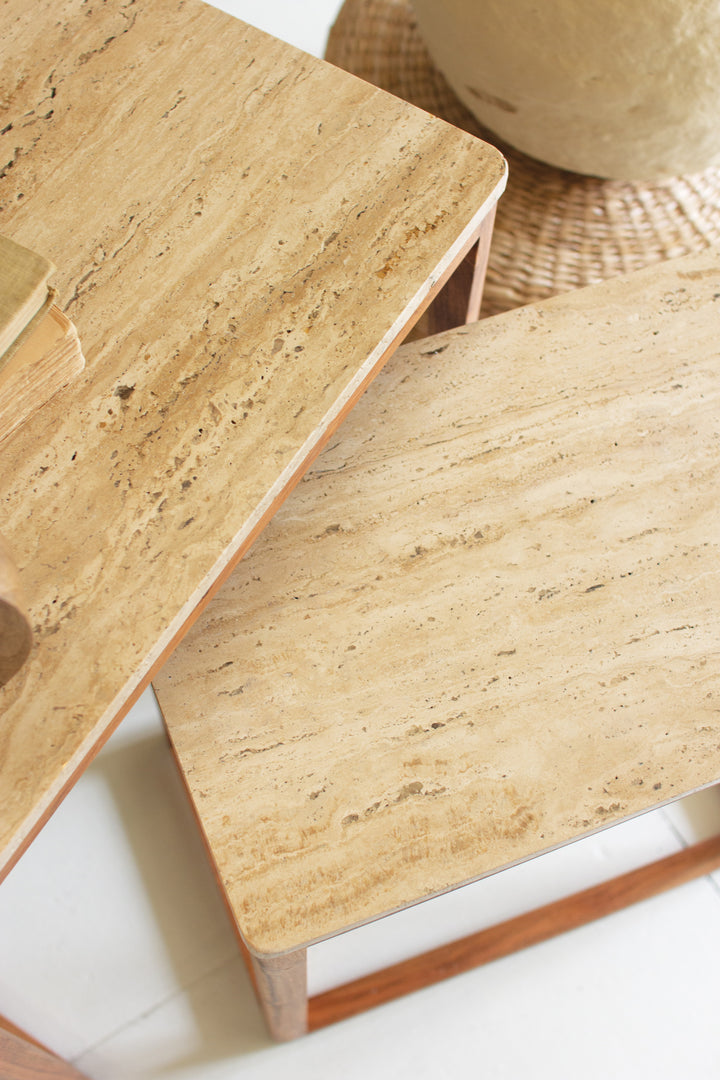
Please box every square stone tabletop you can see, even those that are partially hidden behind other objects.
[156,252,720,956]
[0,0,506,876]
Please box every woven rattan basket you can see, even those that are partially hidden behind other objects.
[326,0,720,316]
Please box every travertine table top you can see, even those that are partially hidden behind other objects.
[156,251,720,956]
[0,0,506,875]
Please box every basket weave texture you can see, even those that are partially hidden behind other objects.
[326,0,720,315]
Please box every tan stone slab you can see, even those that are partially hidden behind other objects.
[0,0,506,875]
[155,251,720,956]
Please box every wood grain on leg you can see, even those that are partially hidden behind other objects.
[249,951,308,1042]
[465,203,496,322]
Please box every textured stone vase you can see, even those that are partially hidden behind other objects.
[411,0,720,179]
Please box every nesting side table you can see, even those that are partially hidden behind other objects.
[155,251,720,1040]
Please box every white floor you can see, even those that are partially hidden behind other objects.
[3,3,720,1077]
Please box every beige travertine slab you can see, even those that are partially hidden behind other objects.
[155,251,720,956]
[0,0,506,875]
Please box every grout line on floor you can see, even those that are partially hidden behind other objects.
[67,952,244,1064]
[662,809,693,851]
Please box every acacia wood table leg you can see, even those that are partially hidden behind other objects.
[408,204,497,340]
[247,950,308,1042]
[308,834,720,1031]
[464,203,496,323]
[0,1017,88,1080]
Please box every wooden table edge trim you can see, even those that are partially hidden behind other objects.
[0,180,505,884]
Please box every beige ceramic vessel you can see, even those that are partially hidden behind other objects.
[411,0,720,179]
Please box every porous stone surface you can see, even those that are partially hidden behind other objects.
[157,252,720,955]
[0,0,504,876]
